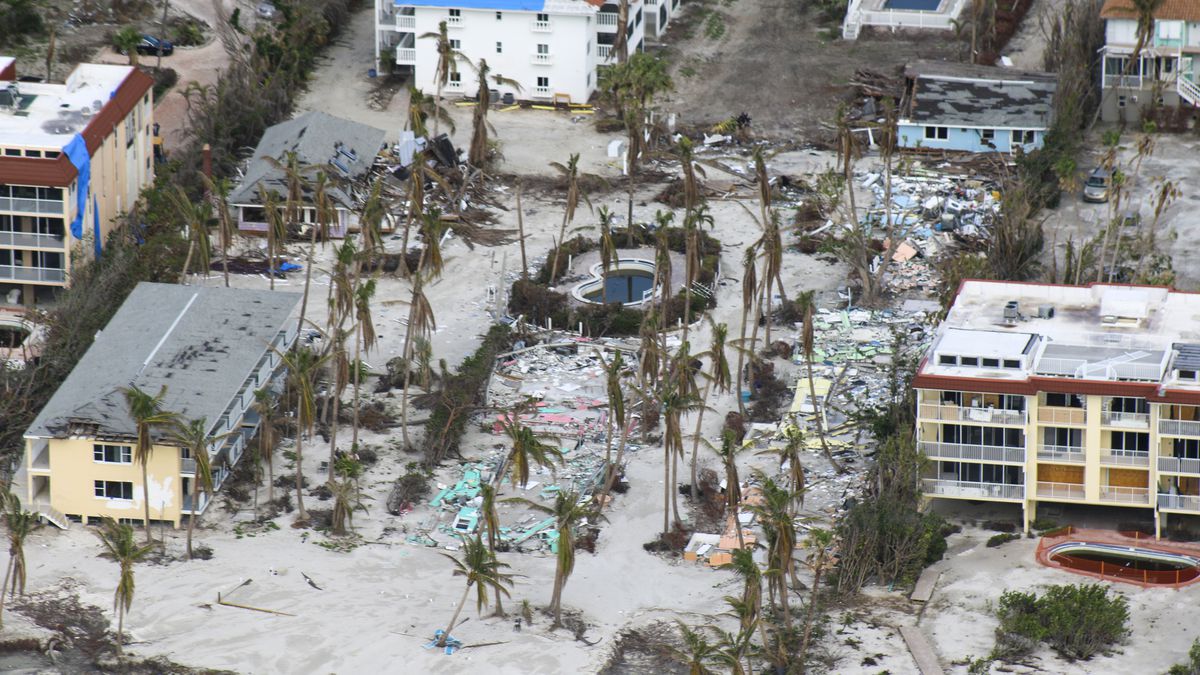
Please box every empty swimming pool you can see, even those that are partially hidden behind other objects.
[883,0,941,10]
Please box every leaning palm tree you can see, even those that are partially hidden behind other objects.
[735,245,758,418]
[94,518,156,656]
[437,533,514,647]
[202,175,237,288]
[169,417,229,560]
[0,492,40,629]
[420,21,460,134]
[461,57,522,167]
[121,385,178,543]
[277,347,330,522]
[495,412,561,490]
[506,489,598,628]
[478,482,506,616]
[168,184,213,283]
[548,153,591,283]
[706,429,750,548]
[688,319,731,495]
[408,86,456,138]
[252,387,280,506]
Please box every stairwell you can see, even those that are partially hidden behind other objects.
[1178,76,1200,108]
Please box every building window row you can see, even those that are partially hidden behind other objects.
[0,215,66,236]
[94,480,133,500]
[1,148,60,159]
[937,353,1021,369]
[94,443,132,464]
[0,186,64,202]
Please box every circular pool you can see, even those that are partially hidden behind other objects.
[572,259,658,306]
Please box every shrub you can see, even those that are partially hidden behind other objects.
[995,584,1130,661]
[987,533,1020,548]
[151,67,179,101]
[0,0,44,47]
[1030,517,1058,531]
[1167,638,1200,675]
[172,19,206,46]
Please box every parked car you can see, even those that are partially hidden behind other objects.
[1082,167,1113,203]
[1120,211,1141,228]
[257,2,277,18]
[136,35,174,57]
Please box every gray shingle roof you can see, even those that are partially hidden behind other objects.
[228,111,386,208]
[902,61,1057,130]
[25,283,301,441]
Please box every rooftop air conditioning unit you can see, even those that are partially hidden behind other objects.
[1038,304,1055,319]
[1003,301,1020,321]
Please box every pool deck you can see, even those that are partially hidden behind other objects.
[1036,527,1200,588]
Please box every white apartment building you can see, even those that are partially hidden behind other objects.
[374,0,648,105]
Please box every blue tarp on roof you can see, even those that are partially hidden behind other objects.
[63,134,90,241]
[397,0,546,9]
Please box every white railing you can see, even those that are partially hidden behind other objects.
[919,441,1025,464]
[0,197,64,215]
[1104,74,1143,88]
[0,231,65,249]
[597,12,618,26]
[396,15,415,30]
[921,479,1024,501]
[844,0,968,39]
[533,86,550,97]
[533,20,551,31]
[447,15,463,26]
[918,403,1026,425]
[1037,445,1085,463]
[396,48,416,64]
[1159,493,1200,512]
[1037,407,1087,425]
[1158,456,1200,474]
[1099,449,1151,467]
[1037,481,1086,500]
[1100,485,1150,504]
[1100,411,1150,428]
[1178,75,1200,107]
[446,80,463,91]
[1036,356,1163,382]
[182,492,210,514]
[1161,419,1200,437]
[531,53,552,65]
[597,45,611,59]
[0,265,65,283]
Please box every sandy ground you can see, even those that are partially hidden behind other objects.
[999,0,1065,71]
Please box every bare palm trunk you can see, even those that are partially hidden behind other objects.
[807,359,845,473]
[295,425,307,520]
[223,238,230,287]
[670,449,683,527]
[597,415,631,513]
[798,553,826,670]
[689,377,713,501]
[116,603,125,656]
[180,240,195,284]
[187,478,198,559]
[736,304,749,418]
[328,374,342,479]
[268,229,276,291]
[141,463,153,543]
[264,432,275,504]
[352,321,362,451]
[0,556,12,629]
[517,185,528,280]
[297,225,318,337]
[662,442,672,535]
[440,581,472,646]
[550,567,565,628]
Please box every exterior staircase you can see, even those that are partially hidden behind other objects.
[1179,76,1200,108]
[34,502,69,530]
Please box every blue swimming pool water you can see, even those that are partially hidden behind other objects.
[585,270,655,304]
[884,0,940,10]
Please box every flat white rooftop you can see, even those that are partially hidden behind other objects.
[0,63,135,150]
[923,281,1200,387]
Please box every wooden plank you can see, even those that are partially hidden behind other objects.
[900,625,945,675]
[910,569,941,603]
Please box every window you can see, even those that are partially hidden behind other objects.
[1043,427,1083,448]
[125,114,136,148]
[1011,129,1035,145]
[1159,20,1182,40]
[923,126,948,140]
[980,129,995,142]
[1003,359,1020,369]
[938,355,957,366]
[496,41,503,53]
[450,39,461,49]
[24,150,41,158]
[1111,431,1149,452]
[1181,369,1197,380]
[960,356,979,366]
[941,391,963,406]
[449,8,461,17]
[449,71,461,84]
[537,12,549,21]
[538,43,549,54]
[3,149,18,157]
[94,480,134,500]
[496,11,502,19]
[1045,393,1084,408]
[93,444,132,464]
[1109,397,1149,414]
[45,150,60,159]
[1174,438,1200,460]
[982,358,1000,367]
[537,76,549,88]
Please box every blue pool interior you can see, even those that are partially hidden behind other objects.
[883,0,941,10]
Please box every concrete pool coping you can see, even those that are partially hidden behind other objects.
[1036,527,1200,588]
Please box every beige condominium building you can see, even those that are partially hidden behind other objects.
[0,56,154,306]
[18,283,300,529]
[916,280,1200,537]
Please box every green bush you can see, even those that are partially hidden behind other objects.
[172,20,206,47]
[995,584,1130,661]
[987,533,1020,548]
[1166,638,1200,675]
[422,324,512,465]
[1030,518,1059,532]
[0,0,44,47]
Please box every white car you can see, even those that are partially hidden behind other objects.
[257,2,276,19]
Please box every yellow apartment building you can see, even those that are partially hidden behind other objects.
[916,281,1200,538]
[0,56,154,306]
[18,283,300,528]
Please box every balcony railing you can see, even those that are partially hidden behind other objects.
[1158,456,1200,474]
[446,80,463,91]
[182,492,210,514]
[1104,74,1143,88]
[533,20,551,31]
[1160,419,1200,437]
[1037,407,1086,425]
[1100,485,1150,504]
[1099,449,1150,467]
[1100,411,1150,428]
[1037,481,1086,500]
[447,15,463,26]
[1037,445,1085,463]
[0,197,64,215]
[921,478,1024,501]
[531,53,552,65]
[597,12,618,26]
[597,44,611,59]
[533,86,550,97]
[1158,493,1200,512]
[396,15,415,29]
[0,265,64,283]
[918,441,1025,463]
[917,403,1026,425]
[396,48,416,64]
[0,231,65,249]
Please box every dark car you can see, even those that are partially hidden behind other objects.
[136,36,174,56]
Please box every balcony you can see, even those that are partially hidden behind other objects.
[918,441,1025,464]
[447,15,463,26]
[1159,419,1200,437]
[396,15,415,30]
[597,12,618,26]
[1037,445,1085,463]
[396,48,416,65]
[0,231,66,250]
[531,53,552,65]
[1100,411,1150,429]
[1099,485,1150,505]
[0,265,65,283]
[446,80,463,91]
[1158,456,1200,474]
[533,86,550,98]
[182,492,210,514]
[0,196,63,215]
[921,478,1024,501]
[29,440,49,472]
[1037,481,1086,501]
[597,44,611,59]
[1037,407,1086,426]
[1158,493,1200,512]
[533,20,551,31]
[917,403,1026,426]
[1099,449,1150,467]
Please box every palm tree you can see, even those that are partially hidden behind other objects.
[121,385,178,543]
[495,412,560,490]
[659,376,703,534]
[420,21,460,135]
[506,489,598,628]
[478,482,506,616]
[259,187,286,292]
[679,201,714,346]
[598,53,673,175]
[295,171,337,341]
[1129,0,1165,89]
[408,86,456,138]
[252,387,280,506]
[597,206,618,300]
[688,319,731,496]
[113,27,140,67]
[277,347,330,522]
[722,547,768,646]
[350,277,378,452]
[168,184,213,283]
[748,473,796,631]
[798,527,834,668]
[756,211,786,347]
[94,518,156,656]
[596,349,631,510]
[797,291,845,475]
[400,212,446,447]
[735,245,758,418]
[668,622,719,675]
[759,424,807,516]
[707,429,750,548]
[438,533,514,647]
[0,492,40,629]
[461,57,522,167]
[202,175,236,287]
[169,417,228,560]
[328,472,367,535]
[548,153,590,283]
